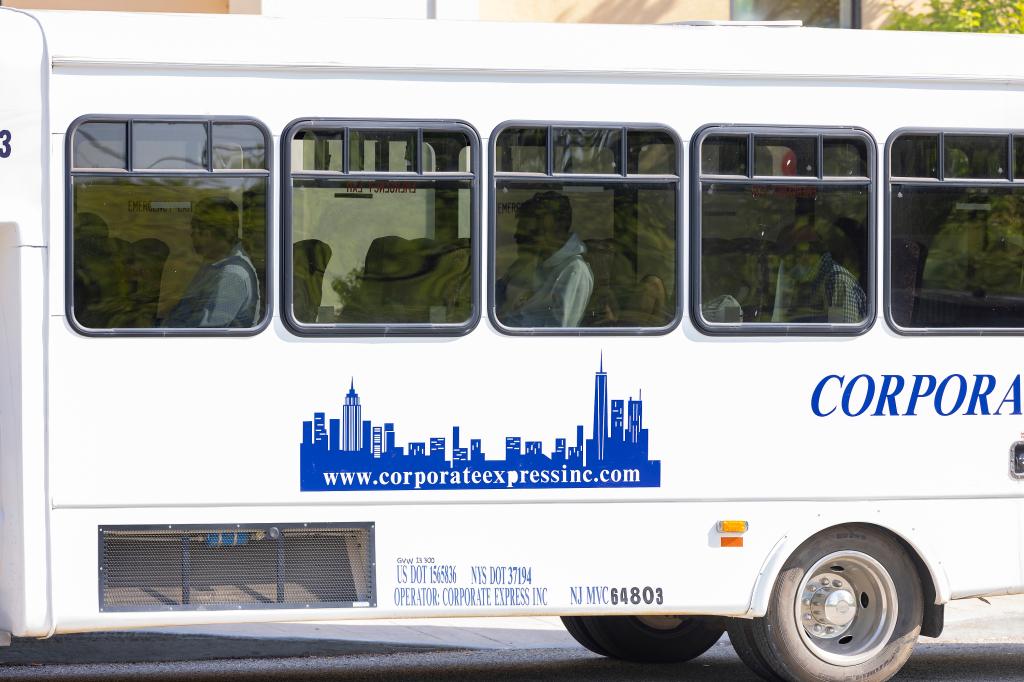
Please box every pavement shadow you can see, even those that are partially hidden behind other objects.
[0,632,444,665]
[0,636,1023,681]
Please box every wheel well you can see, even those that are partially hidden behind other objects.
[808,523,944,639]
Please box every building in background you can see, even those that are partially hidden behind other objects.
[1,0,929,29]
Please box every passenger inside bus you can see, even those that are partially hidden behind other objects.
[698,133,871,327]
[292,239,332,323]
[771,218,866,324]
[74,213,171,329]
[162,197,260,328]
[493,126,677,330]
[286,126,475,327]
[497,190,594,328]
[73,212,130,328]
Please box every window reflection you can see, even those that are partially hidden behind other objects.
[73,122,127,170]
[494,182,676,328]
[72,176,268,329]
[293,130,344,172]
[754,137,816,177]
[291,179,472,325]
[349,130,416,173]
[553,128,620,174]
[892,135,938,179]
[133,122,207,170]
[213,123,266,170]
[627,130,676,175]
[495,127,547,173]
[731,0,854,28]
[944,135,1007,179]
[823,139,868,177]
[891,185,1024,328]
[701,135,747,176]
[700,183,869,324]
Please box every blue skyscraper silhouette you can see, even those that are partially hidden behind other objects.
[300,354,659,491]
[590,353,608,465]
[343,378,362,452]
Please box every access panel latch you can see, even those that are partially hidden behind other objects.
[1010,441,1024,480]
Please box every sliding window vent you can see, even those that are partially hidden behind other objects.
[99,523,375,612]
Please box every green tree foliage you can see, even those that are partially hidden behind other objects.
[885,0,1024,33]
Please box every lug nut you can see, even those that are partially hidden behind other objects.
[820,577,830,586]
[833,580,843,588]
[826,626,834,634]
[814,624,823,633]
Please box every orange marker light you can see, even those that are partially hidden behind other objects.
[717,520,749,533]
[720,537,744,548]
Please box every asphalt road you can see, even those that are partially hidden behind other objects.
[0,635,1022,681]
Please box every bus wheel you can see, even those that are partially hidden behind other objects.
[560,616,611,656]
[749,525,923,682]
[725,618,784,681]
[562,615,724,663]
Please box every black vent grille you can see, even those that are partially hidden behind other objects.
[99,523,375,612]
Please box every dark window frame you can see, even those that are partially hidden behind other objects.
[281,118,481,337]
[885,127,1024,336]
[489,120,683,337]
[65,114,274,338]
[691,124,877,337]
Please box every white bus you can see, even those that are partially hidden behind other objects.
[1,8,1022,681]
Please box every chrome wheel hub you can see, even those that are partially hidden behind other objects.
[801,571,857,637]
[794,551,898,667]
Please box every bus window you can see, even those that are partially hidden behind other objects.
[891,134,938,179]
[422,131,471,173]
[292,129,344,173]
[132,122,207,170]
[943,135,1008,179]
[700,135,747,177]
[349,130,416,173]
[627,130,676,175]
[754,136,817,177]
[73,121,127,170]
[68,118,271,334]
[212,123,266,170]
[695,127,873,332]
[890,130,1024,331]
[492,124,678,333]
[553,127,621,174]
[823,138,868,178]
[495,127,547,174]
[284,121,478,335]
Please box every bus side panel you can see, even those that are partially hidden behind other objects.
[0,9,52,637]
[45,499,1006,631]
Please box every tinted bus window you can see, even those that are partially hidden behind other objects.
[69,118,271,333]
[696,128,872,332]
[890,131,1024,330]
[493,125,678,332]
[286,122,477,334]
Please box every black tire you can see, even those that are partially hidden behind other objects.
[560,616,611,657]
[751,524,923,682]
[726,618,784,681]
[563,615,724,663]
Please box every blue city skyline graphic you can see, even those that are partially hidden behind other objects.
[300,356,661,491]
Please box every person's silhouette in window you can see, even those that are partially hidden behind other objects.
[73,212,131,328]
[503,191,594,328]
[163,197,260,328]
[771,219,866,324]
